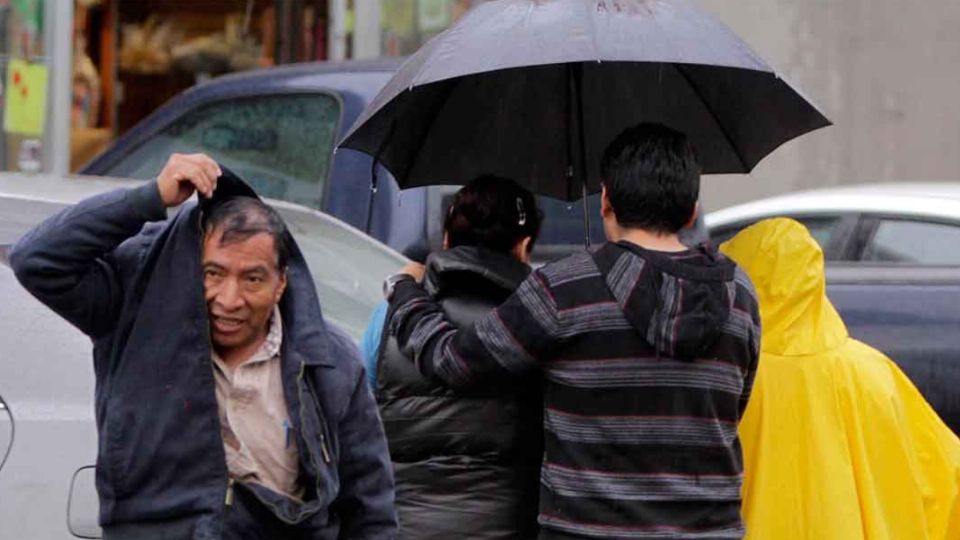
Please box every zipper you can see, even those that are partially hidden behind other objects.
[300,362,332,463]
[320,432,332,463]
[299,360,330,481]
[225,478,235,506]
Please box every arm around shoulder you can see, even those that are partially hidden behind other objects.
[389,269,557,389]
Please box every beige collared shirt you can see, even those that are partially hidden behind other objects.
[212,307,304,501]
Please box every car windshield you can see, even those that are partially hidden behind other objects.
[272,204,407,338]
[103,94,341,209]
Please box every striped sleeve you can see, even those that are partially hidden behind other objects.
[390,270,560,389]
[733,267,762,417]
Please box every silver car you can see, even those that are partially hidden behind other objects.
[0,173,405,539]
[705,182,960,264]
[705,183,960,434]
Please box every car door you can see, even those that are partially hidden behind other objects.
[0,260,98,540]
[93,92,343,210]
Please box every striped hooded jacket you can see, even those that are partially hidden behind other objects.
[390,240,760,539]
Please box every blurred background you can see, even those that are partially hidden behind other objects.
[0,0,958,210]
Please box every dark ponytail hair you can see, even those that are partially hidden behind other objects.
[443,175,543,255]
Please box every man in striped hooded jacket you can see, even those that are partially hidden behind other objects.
[386,123,761,539]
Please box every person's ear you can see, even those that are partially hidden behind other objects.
[600,185,615,220]
[513,236,533,263]
[684,201,701,229]
[442,232,450,250]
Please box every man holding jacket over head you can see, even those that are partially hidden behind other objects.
[10,153,397,539]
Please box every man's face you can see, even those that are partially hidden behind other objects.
[202,228,287,357]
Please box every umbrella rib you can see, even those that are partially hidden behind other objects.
[673,64,748,172]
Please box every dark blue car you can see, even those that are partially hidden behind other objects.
[81,59,636,262]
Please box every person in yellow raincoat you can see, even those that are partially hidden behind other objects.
[720,217,960,540]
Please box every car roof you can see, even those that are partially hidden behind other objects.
[207,58,404,86]
[705,182,960,228]
[182,58,403,97]
[0,173,143,206]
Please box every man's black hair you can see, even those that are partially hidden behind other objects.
[443,175,544,255]
[202,197,291,270]
[600,122,700,233]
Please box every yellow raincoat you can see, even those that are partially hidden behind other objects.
[720,218,960,540]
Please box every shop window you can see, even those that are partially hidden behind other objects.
[379,0,487,57]
[1,0,49,172]
[105,93,340,209]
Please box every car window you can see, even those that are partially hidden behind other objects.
[863,219,960,265]
[799,217,841,249]
[104,94,340,209]
[532,194,708,261]
[273,205,407,340]
[711,216,842,255]
[536,194,606,248]
[431,191,607,264]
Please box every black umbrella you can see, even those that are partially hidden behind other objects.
[339,0,831,243]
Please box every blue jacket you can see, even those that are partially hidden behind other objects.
[9,175,397,539]
[360,301,388,390]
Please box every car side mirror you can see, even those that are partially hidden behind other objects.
[67,466,102,539]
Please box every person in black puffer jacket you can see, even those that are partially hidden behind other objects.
[372,176,544,539]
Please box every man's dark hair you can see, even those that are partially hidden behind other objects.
[202,197,291,270]
[600,122,700,233]
[443,175,544,255]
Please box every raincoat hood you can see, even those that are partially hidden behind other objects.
[593,241,739,360]
[720,218,847,356]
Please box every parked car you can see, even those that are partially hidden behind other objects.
[0,172,406,539]
[80,60,706,263]
[706,183,960,433]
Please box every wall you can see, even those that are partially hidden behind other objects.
[695,0,960,209]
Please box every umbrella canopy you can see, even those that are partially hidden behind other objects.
[339,0,831,202]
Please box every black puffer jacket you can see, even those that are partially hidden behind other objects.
[377,246,542,539]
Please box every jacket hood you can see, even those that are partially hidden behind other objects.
[720,218,847,356]
[423,245,530,297]
[593,241,738,360]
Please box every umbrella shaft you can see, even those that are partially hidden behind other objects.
[567,63,591,249]
[581,179,592,249]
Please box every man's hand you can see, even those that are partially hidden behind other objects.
[156,153,222,208]
[399,262,426,282]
